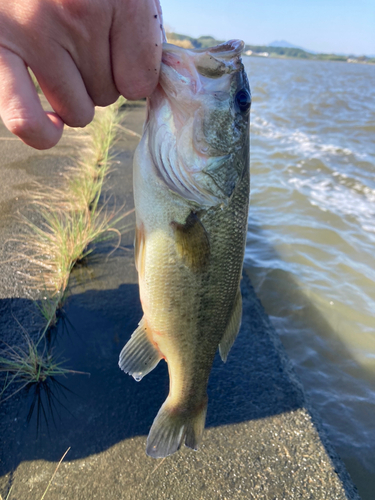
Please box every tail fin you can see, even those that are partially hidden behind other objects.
[146,398,208,458]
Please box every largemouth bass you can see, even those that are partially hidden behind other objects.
[119,39,251,458]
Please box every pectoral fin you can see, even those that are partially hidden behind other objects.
[219,288,242,362]
[171,212,210,271]
[119,318,162,381]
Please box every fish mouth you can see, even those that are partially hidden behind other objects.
[162,39,244,59]
[160,39,245,94]
[199,39,245,58]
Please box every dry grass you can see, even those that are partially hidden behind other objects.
[16,201,125,297]
[15,95,129,300]
[39,447,71,500]
[166,37,194,49]
[90,97,126,165]
[0,447,71,500]
[28,69,42,95]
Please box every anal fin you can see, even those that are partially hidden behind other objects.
[119,318,162,381]
[219,288,242,362]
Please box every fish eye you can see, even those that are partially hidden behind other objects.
[235,89,251,113]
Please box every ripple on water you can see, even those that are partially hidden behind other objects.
[245,56,375,497]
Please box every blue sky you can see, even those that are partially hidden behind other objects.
[161,0,375,56]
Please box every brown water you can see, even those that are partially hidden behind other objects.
[244,56,375,498]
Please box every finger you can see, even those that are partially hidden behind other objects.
[112,0,163,100]
[75,41,120,107]
[0,48,63,149]
[59,4,120,107]
[32,46,95,128]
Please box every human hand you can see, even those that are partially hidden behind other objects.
[0,0,163,149]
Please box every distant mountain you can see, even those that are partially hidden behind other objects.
[269,40,315,53]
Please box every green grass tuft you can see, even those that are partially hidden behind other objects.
[0,333,78,403]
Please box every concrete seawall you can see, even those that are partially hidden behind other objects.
[0,103,360,499]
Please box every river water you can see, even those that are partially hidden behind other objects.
[243,56,375,498]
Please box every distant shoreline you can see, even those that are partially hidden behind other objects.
[167,32,375,65]
[243,52,375,66]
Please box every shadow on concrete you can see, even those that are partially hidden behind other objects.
[0,273,305,475]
